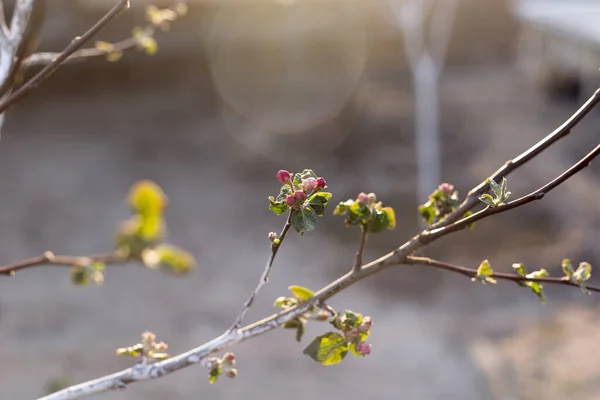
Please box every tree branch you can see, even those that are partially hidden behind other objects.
[405,256,600,293]
[0,251,121,276]
[231,212,294,330]
[424,141,600,241]
[353,224,368,273]
[0,0,130,115]
[431,87,600,230]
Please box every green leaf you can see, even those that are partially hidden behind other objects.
[116,344,143,357]
[340,310,362,328]
[488,178,503,199]
[303,332,348,365]
[308,192,332,216]
[209,367,222,384]
[268,196,289,215]
[478,193,496,208]
[573,262,592,294]
[472,259,496,284]
[288,285,315,301]
[524,281,546,304]
[71,267,89,286]
[418,200,436,224]
[562,259,574,277]
[333,200,354,216]
[295,323,305,342]
[368,207,396,233]
[137,214,165,242]
[291,207,317,235]
[142,244,196,275]
[128,180,167,216]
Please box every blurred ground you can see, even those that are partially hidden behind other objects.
[1,1,600,400]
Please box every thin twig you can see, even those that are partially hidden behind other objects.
[0,1,8,41]
[230,212,294,330]
[424,142,600,241]
[0,0,130,114]
[353,224,368,273]
[405,256,600,293]
[431,87,600,230]
[0,251,121,276]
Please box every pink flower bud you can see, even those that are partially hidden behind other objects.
[439,183,453,194]
[222,352,236,364]
[286,195,296,206]
[277,170,291,184]
[294,190,306,202]
[359,316,372,332]
[225,368,238,378]
[351,328,360,337]
[316,177,326,189]
[367,193,377,203]
[357,192,369,204]
[358,342,371,356]
[302,178,317,191]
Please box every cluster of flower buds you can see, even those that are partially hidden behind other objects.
[419,182,461,225]
[116,331,169,361]
[207,352,237,384]
[276,170,327,209]
[331,311,373,357]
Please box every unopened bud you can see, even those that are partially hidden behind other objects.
[359,316,372,332]
[268,232,277,241]
[439,183,453,194]
[302,178,317,191]
[225,368,238,378]
[357,192,369,204]
[277,170,291,184]
[222,352,236,365]
[286,195,296,206]
[358,342,371,356]
[294,190,306,201]
[316,177,326,189]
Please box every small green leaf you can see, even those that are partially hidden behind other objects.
[340,310,362,328]
[512,263,526,276]
[268,196,289,215]
[209,367,222,384]
[418,201,436,224]
[291,207,317,235]
[288,285,315,301]
[573,262,592,294]
[71,267,89,286]
[368,207,396,233]
[500,177,508,197]
[472,259,496,284]
[128,180,167,216]
[464,210,476,229]
[116,344,143,357]
[562,259,574,277]
[142,244,196,275]
[333,200,353,216]
[478,193,496,208]
[525,281,546,304]
[137,214,165,242]
[295,323,305,342]
[488,178,503,199]
[303,332,348,365]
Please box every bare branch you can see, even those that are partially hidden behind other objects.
[0,1,9,41]
[0,251,120,276]
[405,256,600,293]
[231,212,294,330]
[431,87,600,230]
[353,224,368,273]
[0,0,130,115]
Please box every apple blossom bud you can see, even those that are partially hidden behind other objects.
[294,190,306,202]
[225,368,238,378]
[439,183,453,194]
[286,195,296,206]
[316,177,326,189]
[277,170,291,184]
[367,193,377,203]
[357,192,369,204]
[302,178,317,191]
[222,353,236,365]
[268,232,277,242]
[358,342,371,356]
[359,316,372,332]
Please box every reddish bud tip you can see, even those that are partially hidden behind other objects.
[286,195,296,206]
[316,177,326,189]
[294,190,307,201]
[277,170,291,184]
[302,178,317,191]
[358,342,371,356]
[359,316,372,332]
[357,192,369,204]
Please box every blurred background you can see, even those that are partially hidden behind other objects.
[2,0,600,398]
